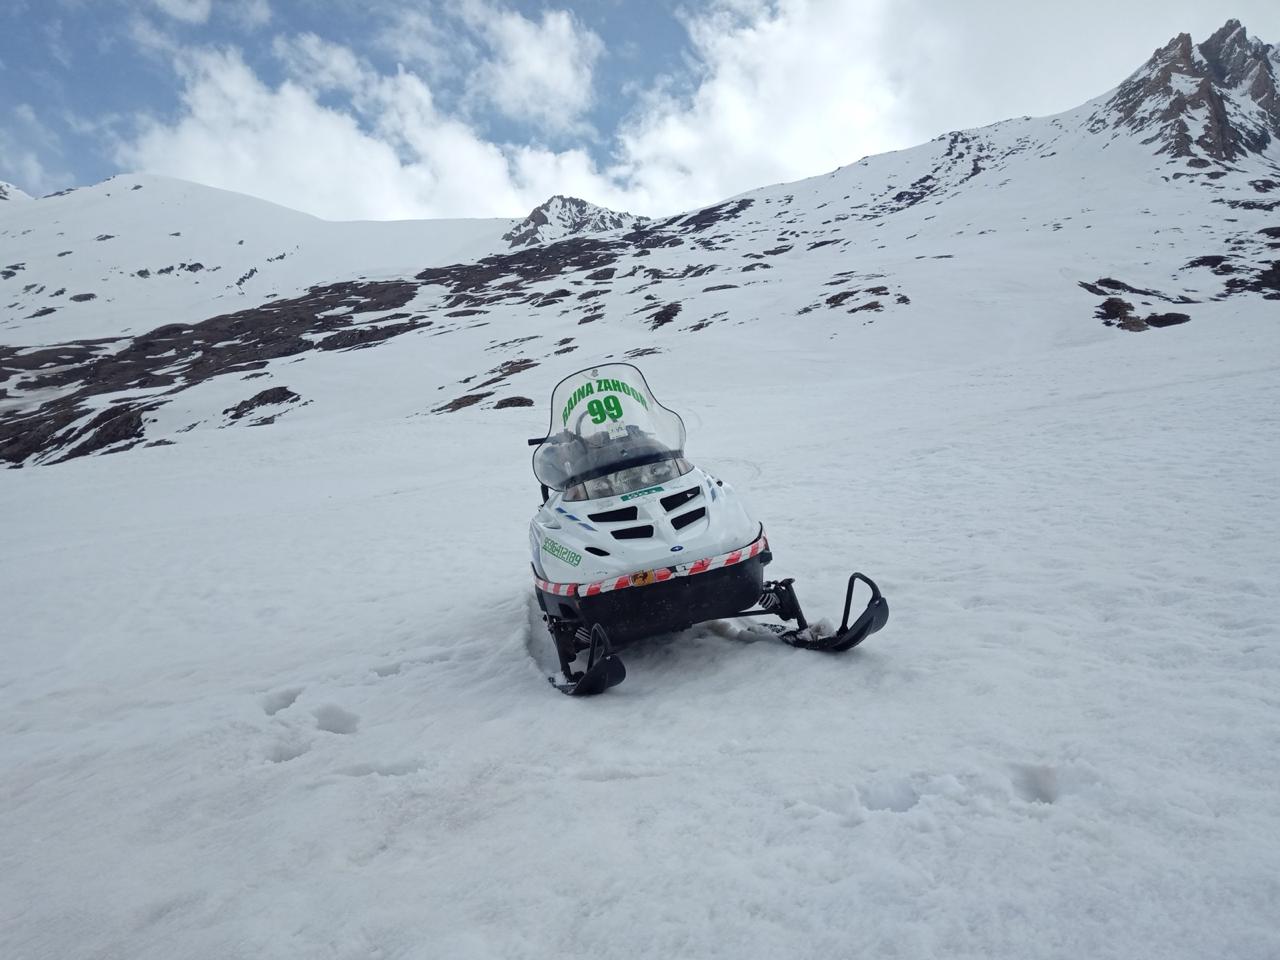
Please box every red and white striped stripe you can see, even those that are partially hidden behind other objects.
[534,530,768,599]
[534,577,577,596]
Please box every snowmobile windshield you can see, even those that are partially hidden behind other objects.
[532,363,688,495]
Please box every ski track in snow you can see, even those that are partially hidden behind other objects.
[2,320,1279,959]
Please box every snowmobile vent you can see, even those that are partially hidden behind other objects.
[588,506,638,523]
[661,488,701,511]
[585,546,611,557]
[670,507,706,531]
[611,525,654,540]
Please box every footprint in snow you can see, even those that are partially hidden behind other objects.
[1010,763,1059,805]
[261,686,303,716]
[266,739,310,763]
[313,704,360,735]
[857,779,922,813]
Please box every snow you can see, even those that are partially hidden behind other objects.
[3,289,1280,959]
[0,181,32,203]
[4,29,1280,958]
[0,175,513,341]
[1168,71,1202,97]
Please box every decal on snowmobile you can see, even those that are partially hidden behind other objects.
[560,377,650,426]
[534,576,576,596]
[535,530,770,598]
[620,485,664,501]
[541,536,582,567]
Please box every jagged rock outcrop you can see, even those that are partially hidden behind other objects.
[503,195,645,248]
[1094,19,1280,164]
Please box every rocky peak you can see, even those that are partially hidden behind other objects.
[1200,19,1276,90]
[1091,19,1279,165]
[503,195,645,248]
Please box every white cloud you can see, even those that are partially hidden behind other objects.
[231,0,271,29]
[150,0,212,24]
[115,46,618,219]
[466,3,605,134]
[273,33,367,95]
[376,6,472,84]
[114,1,926,220]
[0,104,74,195]
[613,0,909,213]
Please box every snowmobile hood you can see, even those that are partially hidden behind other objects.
[531,363,687,494]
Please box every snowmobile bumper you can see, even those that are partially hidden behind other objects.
[537,552,768,645]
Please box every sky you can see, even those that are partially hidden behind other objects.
[2,0,1279,220]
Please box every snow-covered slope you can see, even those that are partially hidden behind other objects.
[0,180,31,203]
[2,22,1276,468]
[2,19,1279,960]
[0,174,513,341]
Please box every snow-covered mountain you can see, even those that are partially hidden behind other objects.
[3,25,1280,959]
[501,194,646,248]
[0,180,31,203]
[1098,19,1280,163]
[2,19,1276,468]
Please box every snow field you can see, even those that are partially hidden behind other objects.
[3,308,1278,958]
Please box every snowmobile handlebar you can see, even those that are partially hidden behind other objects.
[527,437,547,446]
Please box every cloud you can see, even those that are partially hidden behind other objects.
[114,46,622,219]
[273,33,367,95]
[465,3,605,135]
[150,0,212,24]
[231,0,271,29]
[0,104,75,195]
[614,0,909,213]
[114,1,944,220]
[375,6,474,85]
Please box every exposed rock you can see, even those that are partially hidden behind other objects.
[494,396,534,409]
[434,392,493,413]
[1094,19,1280,162]
[1094,297,1193,330]
[224,387,301,421]
[0,278,422,465]
[647,302,682,329]
[476,358,539,388]
[504,195,645,248]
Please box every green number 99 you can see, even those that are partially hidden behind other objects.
[587,396,625,424]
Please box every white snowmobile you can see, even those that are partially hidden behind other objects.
[528,363,888,695]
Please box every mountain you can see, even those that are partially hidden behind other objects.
[1,19,1277,467]
[502,194,645,248]
[0,180,32,202]
[1097,19,1279,163]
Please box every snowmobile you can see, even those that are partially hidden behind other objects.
[528,363,888,695]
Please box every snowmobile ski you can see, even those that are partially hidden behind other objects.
[764,573,889,652]
[549,624,626,696]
